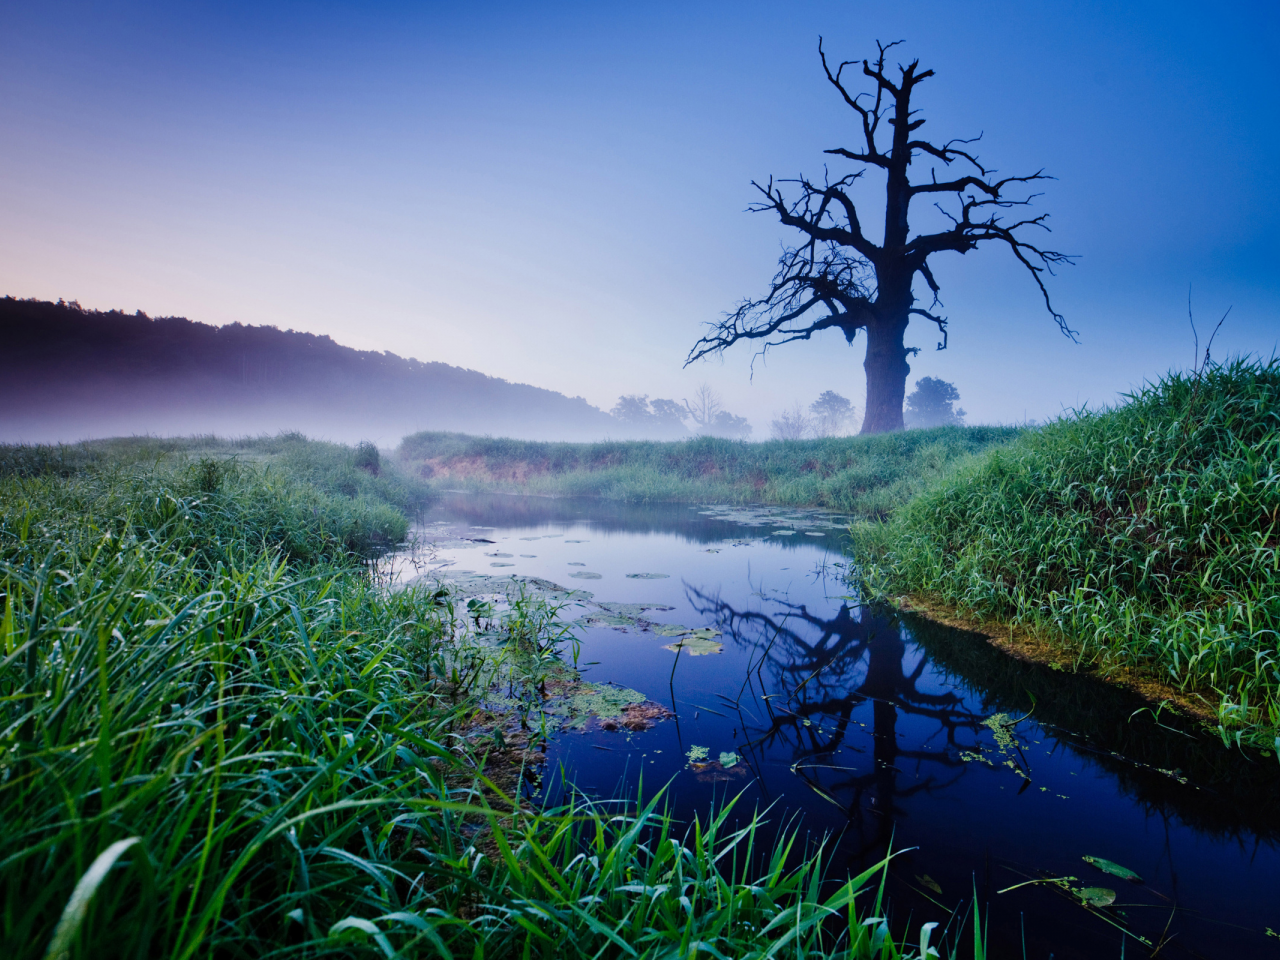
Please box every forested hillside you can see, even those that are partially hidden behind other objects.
[1,297,616,442]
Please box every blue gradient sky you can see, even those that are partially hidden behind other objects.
[2,0,1277,431]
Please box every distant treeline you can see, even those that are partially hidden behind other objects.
[0,296,616,442]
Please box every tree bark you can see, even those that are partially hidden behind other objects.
[860,315,911,434]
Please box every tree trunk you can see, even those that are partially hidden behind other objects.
[860,316,911,434]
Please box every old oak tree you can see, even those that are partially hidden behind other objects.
[687,41,1074,433]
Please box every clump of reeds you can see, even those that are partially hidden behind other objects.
[853,357,1280,749]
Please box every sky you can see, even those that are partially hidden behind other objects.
[2,0,1277,433]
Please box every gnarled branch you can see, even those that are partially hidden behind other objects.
[686,242,875,369]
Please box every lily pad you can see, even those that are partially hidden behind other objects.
[568,562,586,566]
[771,530,797,536]
[520,554,537,558]
[1079,887,1116,907]
[719,751,740,768]
[626,573,670,579]
[565,539,588,543]
[1082,856,1143,883]
[490,562,515,567]
[663,637,724,656]
[485,552,514,558]
[595,601,674,618]
[653,624,693,637]
[519,537,541,541]
[570,571,603,580]
[580,614,633,628]
[804,531,825,536]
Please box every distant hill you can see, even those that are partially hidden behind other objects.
[0,296,619,443]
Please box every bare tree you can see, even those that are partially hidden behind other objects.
[682,383,723,431]
[687,40,1074,433]
[683,383,754,438]
[770,402,812,440]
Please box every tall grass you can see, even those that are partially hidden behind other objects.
[1,441,970,957]
[853,358,1280,748]
[398,428,1019,517]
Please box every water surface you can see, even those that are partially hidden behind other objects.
[405,492,1280,959]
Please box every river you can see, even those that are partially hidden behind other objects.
[398,491,1280,959]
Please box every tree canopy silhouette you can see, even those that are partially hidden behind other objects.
[687,40,1074,433]
[904,376,965,428]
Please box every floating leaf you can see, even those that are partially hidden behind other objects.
[1082,856,1143,883]
[1079,886,1116,907]
[653,624,693,637]
[686,745,709,763]
[719,751,740,768]
[915,874,942,895]
[489,562,515,567]
[663,637,723,656]
[485,552,514,558]
[804,531,825,536]
[625,573,670,579]
[570,571,603,580]
[568,562,586,566]
[687,628,721,640]
[582,614,632,627]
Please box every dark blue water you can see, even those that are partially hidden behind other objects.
[408,492,1280,959]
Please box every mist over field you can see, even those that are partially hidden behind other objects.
[0,297,620,444]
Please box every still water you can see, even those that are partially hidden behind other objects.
[404,492,1280,959]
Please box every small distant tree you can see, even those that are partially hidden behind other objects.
[709,410,753,439]
[683,383,723,431]
[771,403,813,440]
[611,395,689,437]
[904,376,966,428]
[648,398,689,431]
[683,383,753,439]
[810,390,856,436]
[611,395,651,423]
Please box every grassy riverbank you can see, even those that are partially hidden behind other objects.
[1,437,970,958]
[398,426,1020,517]
[853,359,1280,749]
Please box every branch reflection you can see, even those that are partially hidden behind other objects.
[686,582,988,855]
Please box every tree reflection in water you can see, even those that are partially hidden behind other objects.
[686,582,988,857]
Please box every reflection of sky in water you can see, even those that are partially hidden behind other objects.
[403,493,1280,960]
